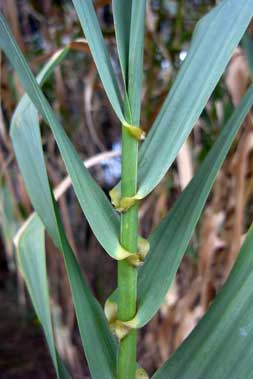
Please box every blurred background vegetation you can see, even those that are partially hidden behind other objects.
[0,0,253,378]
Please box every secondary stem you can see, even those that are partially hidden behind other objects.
[117,123,139,379]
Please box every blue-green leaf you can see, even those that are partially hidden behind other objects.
[0,13,127,261]
[112,0,146,124]
[153,226,253,379]
[136,0,253,199]
[72,0,125,123]
[127,0,146,124]
[243,31,253,80]
[130,86,253,328]
[17,215,69,379]
[112,0,132,85]
[0,26,117,376]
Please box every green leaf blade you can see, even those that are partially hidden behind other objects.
[243,32,253,81]
[1,27,117,377]
[17,215,69,379]
[61,230,117,379]
[12,113,117,377]
[137,0,253,199]
[112,0,132,85]
[134,86,253,327]
[153,226,253,379]
[127,0,146,124]
[112,0,146,124]
[0,14,122,261]
[72,0,125,123]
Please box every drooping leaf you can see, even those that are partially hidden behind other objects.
[0,14,127,261]
[1,29,117,377]
[17,211,117,379]
[13,101,117,377]
[17,215,69,379]
[153,226,253,379]
[136,0,253,199]
[129,86,253,328]
[11,49,69,249]
[55,216,117,379]
[71,0,125,123]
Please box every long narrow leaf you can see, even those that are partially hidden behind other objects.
[18,211,117,379]
[11,48,69,249]
[127,0,146,124]
[112,0,146,124]
[136,0,253,199]
[71,0,125,123]
[243,32,253,80]
[12,104,117,377]
[128,86,253,328]
[0,14,127,261]
[112,0,132,85]
[2,35,117,377]
[17,215,69,379]
[153,226,253,379]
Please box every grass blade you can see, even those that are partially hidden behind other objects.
[127,0,146,124]
[4,36,117,377]
[112,0,146,124]
[136,0,253,199]
[153,226,253,379]
[0,181,19,260]
[17,215,69,379]
[12,100,117,378]
[17,211,117,379]
[130,86,253,327]
[0,14,125,261]
[243,31,253,80]
[112,0,132,85]
[72,0,125,123]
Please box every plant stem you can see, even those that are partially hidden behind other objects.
[117,123,139,379]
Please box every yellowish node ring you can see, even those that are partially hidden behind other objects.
[122,121,146,141]
[115,237,150,262]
